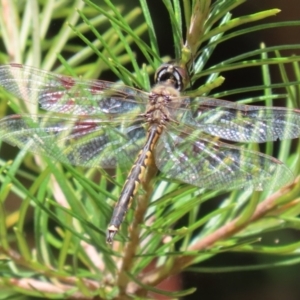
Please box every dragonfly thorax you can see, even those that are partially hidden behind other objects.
[144,83,180,124]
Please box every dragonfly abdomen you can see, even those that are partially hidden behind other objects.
[106,124,163,243]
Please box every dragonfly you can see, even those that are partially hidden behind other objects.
[0,63,300,243]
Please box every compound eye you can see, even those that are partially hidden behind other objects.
[154,63,170,83]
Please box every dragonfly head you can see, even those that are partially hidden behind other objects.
[155,62,188,92]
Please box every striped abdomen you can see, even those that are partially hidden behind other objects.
[106,124,162,243]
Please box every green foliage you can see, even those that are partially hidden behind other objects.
[0,0,300,298]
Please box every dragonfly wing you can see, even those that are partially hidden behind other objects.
[0,114,146,168]
[154,128,294,191]
[180,98,300,142]
[0,64,147,116]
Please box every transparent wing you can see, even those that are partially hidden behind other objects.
[172,97,300,142]
[0,64,148,116]
[155,127,294,191]
[0,114,146,168]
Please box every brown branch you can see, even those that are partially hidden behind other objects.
[0,247,101,299]
[134,176,300,291]
[117,159,158,296]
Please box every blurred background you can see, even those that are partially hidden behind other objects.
[1,1,300,299]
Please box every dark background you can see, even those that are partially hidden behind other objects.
[140,1,300,300]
